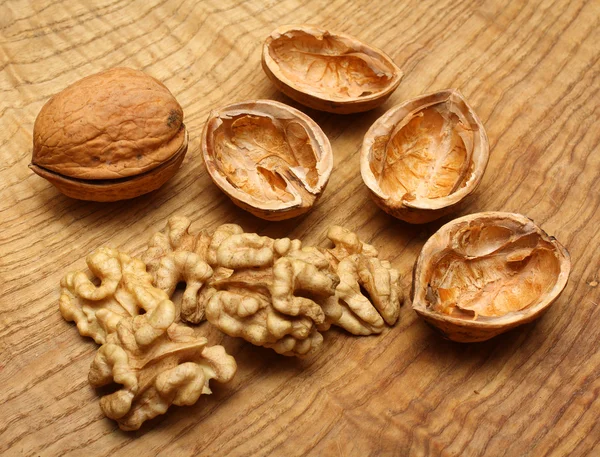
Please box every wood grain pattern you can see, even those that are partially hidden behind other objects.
[1,0,599,455]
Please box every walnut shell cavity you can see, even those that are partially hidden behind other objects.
[30,67,187,202]
[361,90,489,223]
[201,100,333,221]
[412,212,571,342]
[262,25,403,114]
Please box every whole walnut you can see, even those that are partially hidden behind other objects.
[30,67,188,202]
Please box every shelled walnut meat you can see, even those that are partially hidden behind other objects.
[58,218,405,429]
[361,90,489,223]
[205,233,339,356]
[30,67,188,201]
[202,100,333,220]
[59,245,237,430]
[89,315,236,431]
[142,216,243,323]
[139,216,404,356]
[412,212,571,342]
[59,247,174,344]
[262,25,403,114]
[320,226,402,335]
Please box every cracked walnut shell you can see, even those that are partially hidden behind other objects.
[262,25,403,114]
[361,90,489,223]
[412,212,570,342]
[88,314,236,431]
[202,100,333,220]
[30,67,188,202]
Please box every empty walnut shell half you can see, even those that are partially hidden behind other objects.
[30,67,188,202]
[262,25,403,114]
[201,100,333,220]
[412,212,570,342]
[360,90,489,223]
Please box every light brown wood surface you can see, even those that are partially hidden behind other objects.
[1,0,599,455]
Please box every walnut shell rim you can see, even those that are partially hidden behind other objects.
[411,212,571,343]
[262,24,403,114]
[201,99,333,221]
[29,127,188,202]
[360,89,490,224]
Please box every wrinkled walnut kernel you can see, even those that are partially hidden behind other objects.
[89,314,236,431]
[320,226,402,335]
[142,217,242,323]
[60,215,406,437]
[140,218,404,354]
[205,234,338,357]
[59,247,174,344]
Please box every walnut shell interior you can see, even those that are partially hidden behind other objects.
[361,90,489,223]
[201,100,333,221]
[30,67,187,201]
[262,25,403,114]
[412,212,571,342]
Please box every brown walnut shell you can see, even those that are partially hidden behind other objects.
[30,67,187,202]
[360,90,489,223]
[412,212,571,342]
[262,25,403,114]
[201,100,333,221]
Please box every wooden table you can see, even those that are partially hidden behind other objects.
[2,0,599,455]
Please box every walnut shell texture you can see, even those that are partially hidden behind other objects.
[201,100,333,221]
[262,25,403,114]
[361,89,489,223]
[30,67,187,201]
[412,212,571,342]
